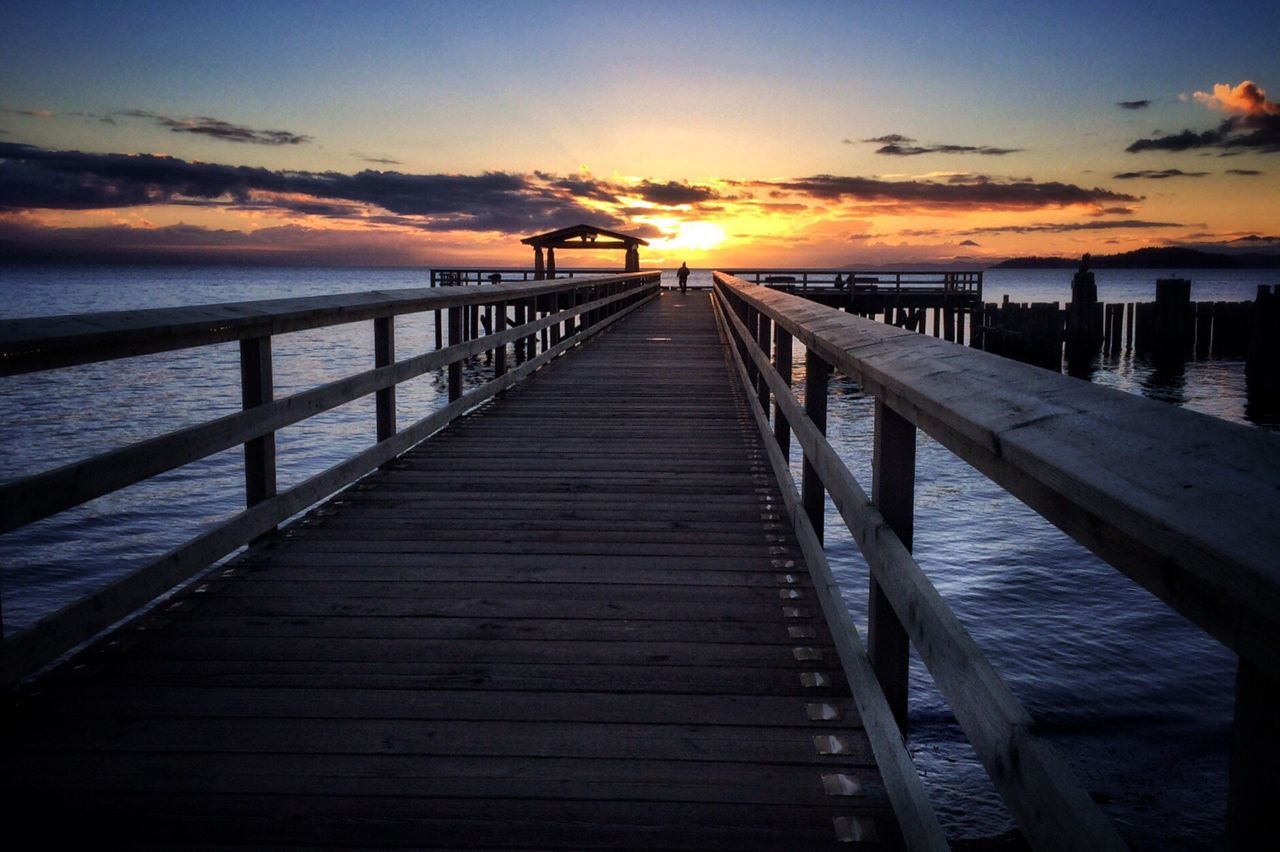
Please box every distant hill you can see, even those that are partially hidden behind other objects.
[992,247,1280,269]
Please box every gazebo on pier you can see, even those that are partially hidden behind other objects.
[521,224,648,279]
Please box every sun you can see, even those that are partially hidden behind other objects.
[652,221,727,253]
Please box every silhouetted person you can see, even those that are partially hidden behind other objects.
[833,273,845,290]
[677,262,690,292]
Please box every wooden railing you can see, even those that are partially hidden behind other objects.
[0,272,660,687]
[430,267,621,286]
[711,271,1280,850]
[723,268,983,299]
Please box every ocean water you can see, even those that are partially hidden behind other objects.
[2,263,1275,848]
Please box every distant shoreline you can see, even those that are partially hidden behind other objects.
[991,246,1280,270]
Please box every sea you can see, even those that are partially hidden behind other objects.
[2,263,1277,849]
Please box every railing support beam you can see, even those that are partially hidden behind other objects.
[239,335,277,537]
[494,301,508,377]
[1228,660,1280,848]
[801,350,829,543]
[448,306,463,401]
[755,314,771,418]
[374,316,396,442]
[871,398,915,734]
[773,325,792,455]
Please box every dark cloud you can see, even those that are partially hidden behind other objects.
[1117,100,1151,110]
[1092,206,1138,216]
[544,175,622,204]
[1112,168,1209,179]
[753,174,1136,210]
[118,109,311,145]
[859,134,1021,156]
[630,179,719,206]
[352,152,403,165]
[956,219,1182,236]
[1126,114,1280,154]
[1225,168,1263,175]
[958,239,980,246]
[2,108,53,118]
[0,141,622,234]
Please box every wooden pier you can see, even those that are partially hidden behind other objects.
[3,270,1279,849]
[1,293,905,847]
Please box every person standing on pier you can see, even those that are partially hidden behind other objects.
[677,262,690,292]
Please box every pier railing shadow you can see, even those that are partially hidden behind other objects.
[712,271,1279,850]
[0,272,660,687]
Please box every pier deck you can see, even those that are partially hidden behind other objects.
[2,293,897,849]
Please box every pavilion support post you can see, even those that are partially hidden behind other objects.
[871,399,915,734]
[546,247,556,279]
[534,247,545,281]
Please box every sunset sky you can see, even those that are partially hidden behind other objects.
[2,0,1278,267]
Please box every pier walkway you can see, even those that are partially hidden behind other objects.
[2,293,900,849]
[4,269,1278,849]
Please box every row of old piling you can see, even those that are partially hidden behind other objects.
[970,281,1279,374]
[841,279,1279,399]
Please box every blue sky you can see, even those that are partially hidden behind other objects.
[2,1,1278,265]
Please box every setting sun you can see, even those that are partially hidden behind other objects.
[651,220,727,253]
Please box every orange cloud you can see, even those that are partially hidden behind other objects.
[1193,81,1280,116]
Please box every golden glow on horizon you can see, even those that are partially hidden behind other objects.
[648,220,728,253]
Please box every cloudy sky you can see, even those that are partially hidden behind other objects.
[2,0,1278,266]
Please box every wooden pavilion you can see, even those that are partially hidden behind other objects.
[521,224,648,279]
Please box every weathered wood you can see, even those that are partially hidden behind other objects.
[374,316,396,442]
[239,336,276,512]
[447,305,463,401]
[714,275,1130,851]
[0,274,657,376]
[870,400,913,734]
[493,300,507,376]
[4,291,898,849]
[711,288,949,852]
[802,350,829,544]
[774,324,793,455]
[1228,659,1280,848]
[1,288,657,689]
[715,273,1280,686]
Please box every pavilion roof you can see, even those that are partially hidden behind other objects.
[520,224,649,248]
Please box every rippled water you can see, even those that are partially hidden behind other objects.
[3,263,1275,848]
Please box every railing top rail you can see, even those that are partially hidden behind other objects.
[0,272,655,376]
[713,272,1280,677]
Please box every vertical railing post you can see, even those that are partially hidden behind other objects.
[447,306,463,401]
[871,399,915,733]
[239,336,277,522]
[494,301,508,377]
[801,350,829,543]
[513,301,526,364]
[756,312,771,419]
[1228,660,1280,848]
[374,316,396,443]
[774,325,793,455]
[528,296,540,357]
